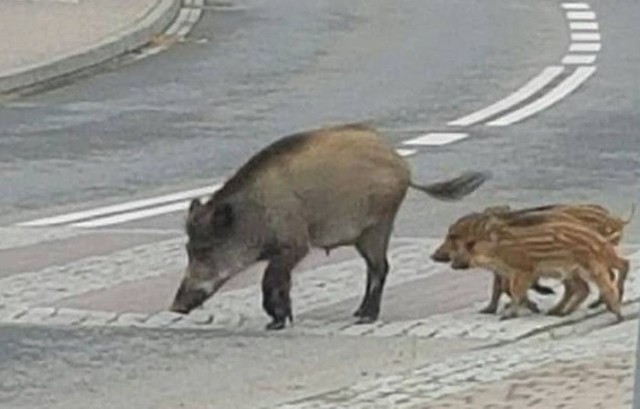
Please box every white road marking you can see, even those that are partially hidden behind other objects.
[19,146,415,228]
[566,11,596,20]
[447,66,564,127]
[562,54,597,64]
[16,186,219,227]
[70,199,206,228]
[571,32,601,41]
[395,148,418,157]
[561,3,590,10]
[569,42,601,52]
[569,21,599,30]
[487,66,597,126]
[165,9,191,36]
[403,132,469,146]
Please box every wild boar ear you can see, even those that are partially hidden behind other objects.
[189,198,202,214]
[212,203,234,229]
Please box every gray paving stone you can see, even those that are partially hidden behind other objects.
[11,307,57,323]
[79,310,119,327]
[140,311,184,327]
[45,308,90,326]
[0,304,29,322]
[111,312,150,327]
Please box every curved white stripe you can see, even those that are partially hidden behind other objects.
[487,66,597,126]
[447,66,564,127]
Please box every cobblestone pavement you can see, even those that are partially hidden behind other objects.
[419,353,634,409]
[1,228,639,408]
[1,233,638,344]
[270,320,638,409]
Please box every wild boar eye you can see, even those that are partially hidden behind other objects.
[465,241,476,250]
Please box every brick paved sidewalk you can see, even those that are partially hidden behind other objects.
[422,352,634,409]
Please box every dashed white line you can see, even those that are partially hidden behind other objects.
[569,43,601,52]
[566,11,596,20]
[571,32,601,41]
[395,148,418,157]
[569,21,599,30]
[562,54,597,64]
[447,66,564,127]
[487,66,597,126]
[403,132,469,146]
[561,3,591,10]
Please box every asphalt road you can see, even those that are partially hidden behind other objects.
[0,0,567,229]
[1,0,639,408]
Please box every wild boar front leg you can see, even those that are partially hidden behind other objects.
[479,273,504,314]
[262,246,308,330]
[589,257,629,309]
[500,272,533,321]
[590,264,623,322]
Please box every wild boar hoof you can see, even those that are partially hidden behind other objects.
[355,316,377,325]
[266,320,286,330]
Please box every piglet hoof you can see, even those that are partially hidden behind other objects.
[546,309,565,317]
[478,306,497,315]
[526,301,541,314]
[499,310,518,321]
[588,299,603,309]
[266,319,286,331]
[352,307,364,318]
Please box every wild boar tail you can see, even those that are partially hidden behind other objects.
[409,171,492,202]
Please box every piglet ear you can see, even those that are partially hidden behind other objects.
[189,198,202,214]
[484,215,500,231]
[212,203,234,229]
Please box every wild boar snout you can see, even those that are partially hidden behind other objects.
[431,245,452,263]
[450,254,471,270]
[169,277,225,314]
[170,279,207,314]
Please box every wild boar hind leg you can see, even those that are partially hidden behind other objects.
[353,219,394,325]
[262,245,308,330]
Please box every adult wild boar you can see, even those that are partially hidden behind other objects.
[170,123,491,330]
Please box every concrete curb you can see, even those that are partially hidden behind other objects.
[0,0,181,95]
